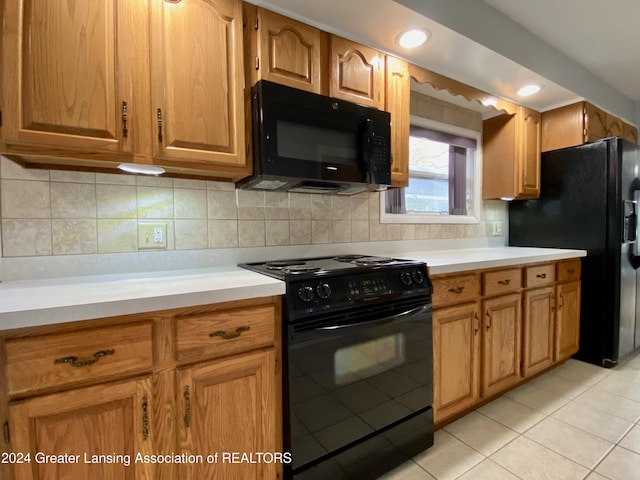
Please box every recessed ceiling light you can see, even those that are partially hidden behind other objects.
[517,84,541,96]
[118,163,166,175]
[397,29,430,49]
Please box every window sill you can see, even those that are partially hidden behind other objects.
[379,210,480,225]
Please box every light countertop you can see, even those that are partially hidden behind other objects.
[0,246,585,331]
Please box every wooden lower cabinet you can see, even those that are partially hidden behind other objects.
[433,302,481,423]
[482,293,522,397]
[0,297,280,480]
[522,286,555,377]
[555,280,581,360]
[177,349,276,480]
[9,377,154,480]
[432,260,582,426]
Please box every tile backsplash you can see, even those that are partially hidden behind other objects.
[0,155,505,258]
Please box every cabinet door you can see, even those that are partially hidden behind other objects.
[522,287,555,377]
[585,103,608,142]
[385,56,410,187]
[330,36,384,110]
[9,377,153,480]
[151,0,246,172]
[433,302,481,424]
[482,293,522,397]
[555,281,581,361]
[607,115,623,138]
[623,122,638,144]
[255,8,323,93]
[2,0,138,156]
[177,349,275,480]
[517,106,541,198]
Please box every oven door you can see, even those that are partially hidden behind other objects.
[285,300,432,473]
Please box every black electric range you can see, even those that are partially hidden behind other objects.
[240,255,434,479]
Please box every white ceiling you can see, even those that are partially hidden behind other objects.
[483,0,640,102]
[250,0,639,125]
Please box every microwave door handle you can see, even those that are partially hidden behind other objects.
[359,118,374,182]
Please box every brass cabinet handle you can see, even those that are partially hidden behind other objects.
[54,349,115,368]
[486,311,492,330]
[122,101,128,138]
[474,312,480,334]
[536,273,547,279]
[142,395,149,440]
[157,108,163,142]
[209,326,250,340]
[183,386,191,428]
[448,286,464,294]
[497,279,511,285]
[558,292,564,310]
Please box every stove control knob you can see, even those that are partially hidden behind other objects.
[400,271,413,286]
[412,270,425,285]
[316,283,332,299]
[298,285,315,302]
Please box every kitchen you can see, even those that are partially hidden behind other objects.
[0,0,639,479]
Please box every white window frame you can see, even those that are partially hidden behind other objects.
[380,116,482,225]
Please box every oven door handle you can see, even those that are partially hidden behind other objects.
[317,304,431,332]
[289,304,431,345]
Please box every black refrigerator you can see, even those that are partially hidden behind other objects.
[509,137,640,367]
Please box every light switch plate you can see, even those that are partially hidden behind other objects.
[138,223,167,249]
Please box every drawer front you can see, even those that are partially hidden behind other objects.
[176,304,275,362]
[484,268,522,296]
[557,260,581,282]
[5,322,153,398]
[432,273,480,306]
[525,264,556,288]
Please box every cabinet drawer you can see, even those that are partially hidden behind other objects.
[432,274,480,306]
[483,268,522,296]
[525,264,556,288]
[557,260,581,282]
[176,304,275,363]
[5,322,153,398]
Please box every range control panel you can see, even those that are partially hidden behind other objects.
[286,266,432,320]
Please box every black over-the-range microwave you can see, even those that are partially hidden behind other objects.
[236,80,392,195]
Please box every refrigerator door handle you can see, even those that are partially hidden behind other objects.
[623,199,637,245]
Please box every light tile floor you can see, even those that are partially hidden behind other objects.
[378,352,640,480]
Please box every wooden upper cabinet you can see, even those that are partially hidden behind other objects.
[624,122,639,144]
[1,0,141,157]
[245,5,324,94]
[151,0,246,173]
[330,36,384,110]
[385,56,410,187]
[519,107,541,197]
[482,106,541,200]
[541,101,638,151]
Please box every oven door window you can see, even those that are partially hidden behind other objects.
[334,333,405,386]
[286,307,432,470]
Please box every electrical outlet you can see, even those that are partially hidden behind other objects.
[492,222,503,236]
[138,223,167,249]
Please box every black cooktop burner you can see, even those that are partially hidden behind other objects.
[282,265,321,274]
[352,256,394,265]
[334,254,366,262]
[239,254,425,282]
[265,260,307,270]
